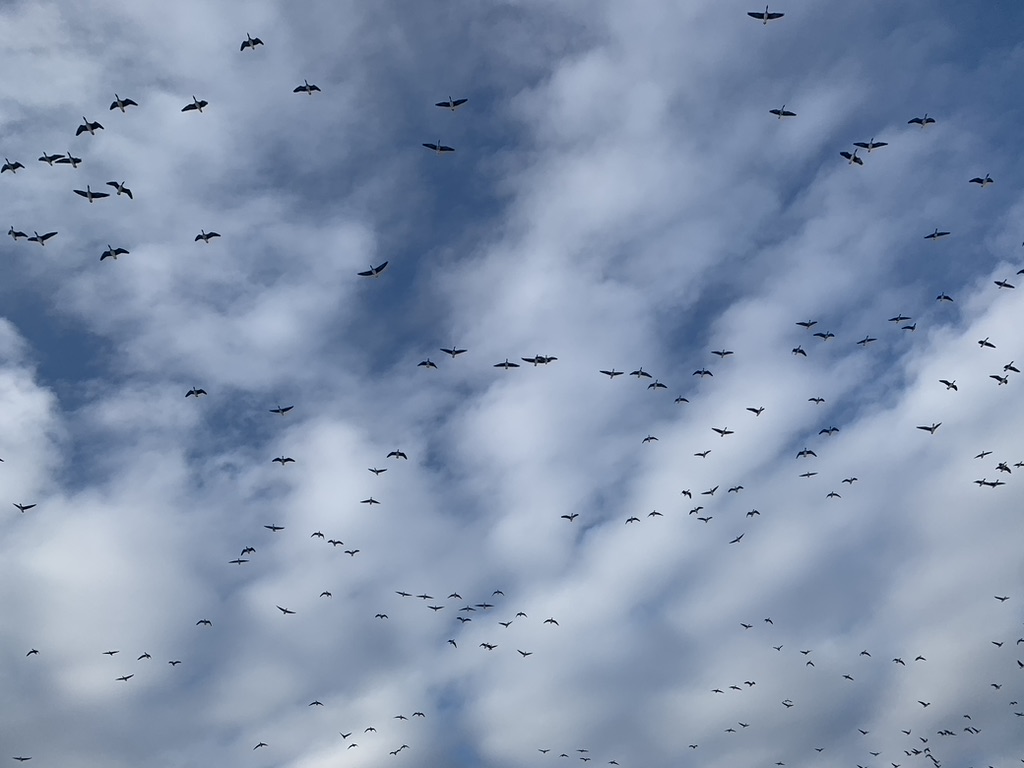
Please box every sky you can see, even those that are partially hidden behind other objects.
[1,1,1023,767]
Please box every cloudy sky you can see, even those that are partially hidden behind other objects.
[2,1,1023,766]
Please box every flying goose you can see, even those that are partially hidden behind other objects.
[100,245,129,261]
[418,358,438,369]
[73,185,109,203]
[195,230,220,242]
[185,387,207,398]
[240,33,264,51]
[55,151,82,168]
[748,5,784,23]
[423,140,455,154]
[106,181,133,199]
[13,503,36,512]
[441,346,467,357]
[181,96,209,113]
[38,152,64,165]
[969,174,994,187]
[924,228,950,240]
[853,138,887,152]
[76,117,103,136]
[769,104,796,118]
[269,405,294,415]
[494,358,520,369]
[27,231,57,245]
[358,261,388,277]
[1,158,24,173]
[436,97,468,111]
[272,456,295,464]
[840,149,863,165]
[294,79,321,94]
[8,227,26,240]
[109,94,138,112]
[907,114,936,127]
[598,368,621,378]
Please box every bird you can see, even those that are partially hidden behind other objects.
[826,491,841,498]
[272,456,295,465]
[840,149,864,165]
[441,346,468,358]
[195,230,220,243]
[978,337,996,349]
[38,152,64,165]
[994,595,1010,602]
[181,96,209,113]
[990,374,1009,385]
[358,262,389,277]
[73,185,110,203]
[819,426,839,435]
[436,97,469,110]
[109,94,138,111]
[418,358,438,369]
[168,660,181,665]
[889,314,911,323]
[276,606,295,615]
[196,619,212,626]
[100,244,130,261]
[367,467,386,475]
[26,649,38,656]
[1005,361,1020,373]
[294,79,321,94]
[969,174,994,187]
[747,406,765,416]
[185,387,207,398]
[56,149,82,166]
[792,345,807,356]
[599,368,623,378]
[711,349,734,357]
[924,228,950,241]
[936,292,954,302]
[360,497,380,505]
[813,331,835,340]
[103,650,119,656]
[916,423,941,434]
[240,33,264,51]
[630,367,653,378]
[712,427,734,437]
[13,503,36,513]
[748,5,784,23]
[116,674,134,682]
[939,379,958,391]
[76,117,103,136]
[28,231,58,245]
[387,450,408,460]
[518,650,532,657]
[1,158,24,173]
[808,396,825,404]
[796,320,818,329]
[769,104,796,118]
[729,534,744,544]
[264,524,284,532]
[8,227,26,240]
[561,513,579,522]
[648,379,669,391]
[856,335,876,346]
[842,477,858,484]
[105,181,133,199]
[544,618,559,625]
[269,405,294,415]
[908,114,936,127]
[693,368,713,377]
[423,141,455,154]
[796,448,816,458]
[253,743,268,750]
[854,138,888,152]
[494,358,520,369]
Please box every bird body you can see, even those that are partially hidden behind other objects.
[182,96,209,113]
[110,94,138,111]
[73,185,109,203]
[240,33,264,51]
[294,79,321,94]
[436,97,468,111]
[76,116,104,136]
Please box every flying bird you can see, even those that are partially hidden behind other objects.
[294,79,321,94]
[106,181,133,199]
[939,379,957,391]
[840,149,864,166]
[110,94,138,111]
[38,152,64,166]
[13,503,36,513]
[924,228,950,241]
[181,96,209,113]
[916,423,941,434]
[853,138,887,152]
[748,5,784,23]
[8,227,26,240]
[908,114,936,127]
[969,173,994,187]
[358,262,389,277]
[75,116,104,136]
[240,33,264,51]
[436,97,468,110]
[387,450,408,460]
[276,605,295,615]
[769,104,796,118]
[73,185,109,203]
[269,405,294,415]
[195,230,220,243]
[185,387,207,398]
[423,141,455,154]
[1,158,24,173]
[272,456,295,465]
[600,368,623,378]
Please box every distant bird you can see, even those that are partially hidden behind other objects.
[360,497,380,505]
[642,435,658,444]
[253,743,267,750]
[978,337,996,349]
[185,387,206,398]
[38,152,64,166]
[808,397,825,404]
[994,595,1010,602]
[116,674,134,682]
[813,331,835,340]
[368,467,386,475]
[418,358,438,369]
[26,649,38,656]
[840,149,863,166]
[600,368,623,378]
[264,524,284,532]
[796,320,818,329]
[494,358,520,369]
[819,426,839,435]
[436,97,468,111]
[13,503,36,513]
[1,158,24,173]
[195,230,220,243]
[647,379,668,390]
[441,346,468,358]
[995,279,1015,289]
[358,262,388,277]
[73,185,109,203]
[240,33,264,51]
[181,96,209,113]
[168,660,181,665]
[924,228,950,241]
[729,534,744,544]
[269,405,294,415]
[853,137,888,152]
[939,379,957,391]
[908,114,936,127]
[842,477,858,484]
[8,227,26,240]
[103,650,119,655]
[106,181,133,199]
[694,449,710,457]
[76,116,104,136]
[272,456,295,465]
[693,368,713,377]
[387,450,408,460]
[712,427,734,437]
[294,79,321,94]
[916,423,941,434]
[969,174,994,187]
[769,104,796,119]
[561,513,578,522]
[276,605,295,615]
[1005,361,1020,373]
[856,335,876,346]
[57,151,82,167]
[544,618,559,625]
[748,5,784,23]
[826,491,841,499]
[990,374,1009,385]
[792,346,807,356]
[630,367,653,379]
[796,448,816,458]
[747,406,764,416]
[109,94,138,112]
[423,140,455,154]
[196,619,212,626]
[522,355,557,365]
[711,349,734,358]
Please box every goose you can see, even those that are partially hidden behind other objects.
[522,355,557,365]
[769,104,796,118]
[748,5,784,23]
[357,261,388,277]
[195,619,212,626]
[826,491,841,498]
[195,230,220,242]
[28,231,58,245]
[647,379,667,390]
[796,448,816,458]
[38,152,64,165]
[55,151,82,168]
[813,330,834,340]
[629,367,652,378]
[969,173,994,187]
[795,320,818,329]
[100,245,129,261]
[855,335,876,346]
[181,96,208,113]
[240,33,264,51]
[387,449,408,459]
[995,279,1015,289]
[1004,360,1020,373]
[109,94,138,112]
[916,423,941,434]
[74,185,109,202]
[675,395,690,403]
[185,387,207,398]
[712,427,734,437]
[936,292,954,302]
[436,97,468,111]
[13,503,36,512]
[792,345,807,356]
[276,605,296,614]
[494,358,520,369]
[76,117,103,136]
[711,349,734,357]
[888,314,910,323]
[272,456,295,464]
[853,137,887,152]
[423,140,455,154]
[418,358,438,369]
[990,374,1009,385]
[808,396,824,404]
[441,345,467,357]
[939,379,957,391]
[840,149,863,165]
[978,337,996,348]
[641,435,658,443]
[106,181,133,199]
[1,158,24,173]
[269,405,294,414]
[924,228,950,240]
[693,368,713,377]
[907,113,936,127]
[294,79,321,94]
[8,227,27,240]
[747,406,765,415]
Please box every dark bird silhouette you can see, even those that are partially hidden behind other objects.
[76,117,104,136]
[748,5,784,23]
[195,230,220,243]
[939,379,958,391]
[269,405,294,415]
[182,96,209,113]
[1,158,24,173]
[185,387,207,398]
[100,245,129,261]
[358,262,388,277]
[240,33,264,51]
[908,114,936,127]
[276,605,295,615]
[969,174,994,187]
[978,337,996,349]
[8,227,27,240]
[600,368,623,378]
[13,503,36,513]
[272,456,295,465]
[418,358,438,369]
[264,524,284,531]
[294,79,321,94]
[423,141,455,154]
[840,149,864,166]
[494,358,520,369]
[73,185,109,203]
[769,104,796,118]
[436,97,469,111]
[196,619,212,626]
[106,181,133,199]
[854,138,887,152]
[110,94,138,111]
[916,423,941,434]
[924,228,950,241]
